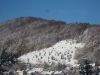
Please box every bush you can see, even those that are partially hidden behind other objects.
[43,62,50,69]
[55,63,67,71]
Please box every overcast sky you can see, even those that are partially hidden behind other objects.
[0,0,100,24]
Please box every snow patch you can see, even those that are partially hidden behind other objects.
[18,39,85,65]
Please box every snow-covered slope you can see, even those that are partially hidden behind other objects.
[18,39,85,65]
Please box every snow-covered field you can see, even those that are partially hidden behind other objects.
[18,39,85,65]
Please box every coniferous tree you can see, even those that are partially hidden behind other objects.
[79,59,93,75]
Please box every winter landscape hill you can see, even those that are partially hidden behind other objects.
[0,16,100,71]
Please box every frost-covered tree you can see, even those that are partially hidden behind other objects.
[0,48,17,72]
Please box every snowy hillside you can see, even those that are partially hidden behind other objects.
[18,39,85,65]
